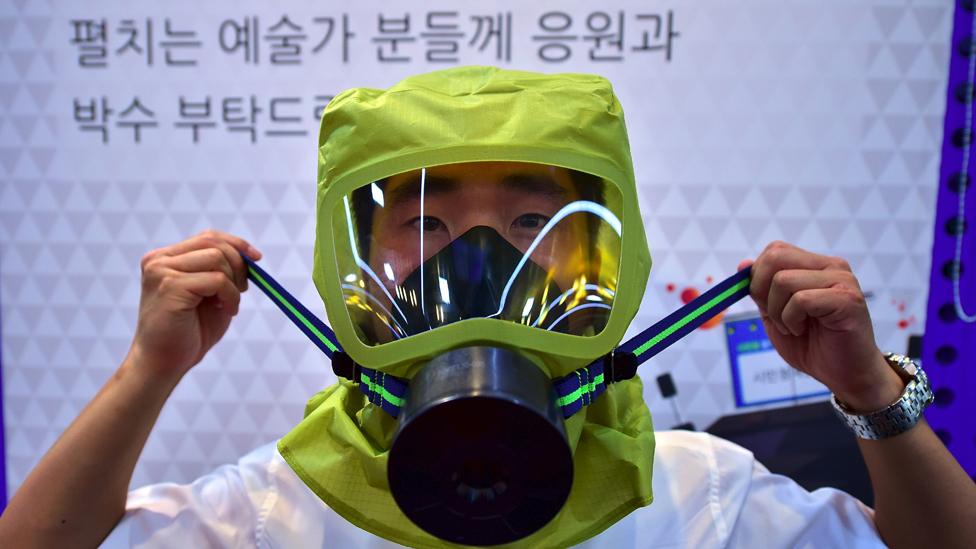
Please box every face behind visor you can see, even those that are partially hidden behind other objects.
[335,161,624,350]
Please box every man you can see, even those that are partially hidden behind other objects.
[1,67,974,548]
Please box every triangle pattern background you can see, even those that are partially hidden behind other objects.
[0,0,952,495]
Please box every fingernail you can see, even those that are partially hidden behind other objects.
[247,245,262,259]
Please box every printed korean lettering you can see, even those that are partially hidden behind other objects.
[583,11,624,62]
[159,19,201,66]
[421,11,462,63]
[468,13,511,62]
[70,19,108,68]
[222,95,262,142]
[266,97,307,138]
[73,97,112,142]
[220,16,260,64]
[632,11,680,61]
[532,11,576,63]
[116,98,158,143]
[174,97,216,143]
[116,19,153,65]
[373,14,415,63]
[311,15,355,63]
[264,16,306,65]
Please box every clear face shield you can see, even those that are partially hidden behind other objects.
[333,161,624,347]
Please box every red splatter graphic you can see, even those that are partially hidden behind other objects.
[897,315,916,330]
[706,276,713,284]
[893,300,914,329]
[678,286,723,329]
[666,283,676,293]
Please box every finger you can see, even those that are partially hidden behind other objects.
[767,269,860,335]
[213,238,249,291]
[159,248,235,285]
[750,241,850,311]
[173,271,241,316]
[200,229,262,260]
[160,239,246,291]
[738,259,754,272]
[158,233,252,290]
[161,230,261,262]
[781,287,865,336]
[200,238,249,292]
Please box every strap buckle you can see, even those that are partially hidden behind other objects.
[605,350,638,383]
[331,351,360,382]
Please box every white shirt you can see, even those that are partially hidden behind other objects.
[101,431,884,548]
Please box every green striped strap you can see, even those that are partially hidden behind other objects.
[554,267,752,418]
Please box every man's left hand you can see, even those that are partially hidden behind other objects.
[740,241,905,413]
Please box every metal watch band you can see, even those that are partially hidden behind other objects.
[830,353,935,440]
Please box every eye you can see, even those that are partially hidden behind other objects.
[410,216,447,233]
[512,213,550,231]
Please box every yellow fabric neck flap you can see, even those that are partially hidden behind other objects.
[279,377,654,548]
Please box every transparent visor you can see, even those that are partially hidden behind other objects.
[332,161,623,346]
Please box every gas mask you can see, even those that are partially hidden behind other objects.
[375,227,585,542]
[243,67,751,548]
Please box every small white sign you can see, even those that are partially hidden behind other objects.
[736,350,829,406]
[725,315,831,408]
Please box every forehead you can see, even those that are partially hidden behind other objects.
[420,161,572,181]
[383,161,576,202]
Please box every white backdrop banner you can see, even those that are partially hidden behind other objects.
[0,0,950,493]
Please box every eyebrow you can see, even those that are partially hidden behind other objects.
[501,173,569,198]
[386,175,459,206]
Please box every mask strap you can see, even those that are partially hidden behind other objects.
[244,256,342,357]
[553,267,753,418]
[245,253,751,420]
[243,255,409,416]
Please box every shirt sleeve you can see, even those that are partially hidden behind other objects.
[99,443,278,549]
[725,456,885,548]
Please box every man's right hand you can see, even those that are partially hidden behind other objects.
[128,230,262,381]
[0,229,263,548]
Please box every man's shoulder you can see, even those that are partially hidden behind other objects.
[651,429,760,495]
[576,431,757,548]
[635,431,882,548]
[654,429,756,462]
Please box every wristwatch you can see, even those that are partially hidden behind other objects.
[830,352,935,440]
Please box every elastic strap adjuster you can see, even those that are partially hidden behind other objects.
[605,350,638,383]
[331,351,360,382]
